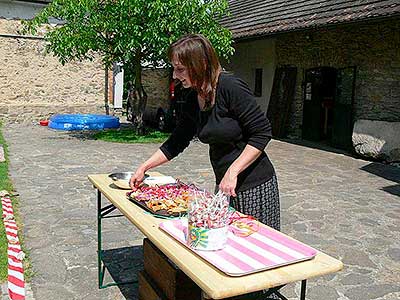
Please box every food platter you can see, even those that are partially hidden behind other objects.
[127,180,199,217]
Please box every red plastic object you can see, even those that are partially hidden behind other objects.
[39,120,49,126]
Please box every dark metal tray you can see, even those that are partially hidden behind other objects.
[127,196,184,218]
[126,181,194,218]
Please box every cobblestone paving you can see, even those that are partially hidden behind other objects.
[3,123,400,300]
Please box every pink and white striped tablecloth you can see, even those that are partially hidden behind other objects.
[159,219,317,276]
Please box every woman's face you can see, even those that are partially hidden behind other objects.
[171,57,192,88]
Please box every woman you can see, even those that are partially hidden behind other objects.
[130,34,280,230]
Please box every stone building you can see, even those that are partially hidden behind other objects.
[222,0,400,158]
[0,0,105,124]
[0,0,172,124]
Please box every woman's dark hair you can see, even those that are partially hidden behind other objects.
[168,34,221,108]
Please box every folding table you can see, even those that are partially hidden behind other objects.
[89,173,343,299]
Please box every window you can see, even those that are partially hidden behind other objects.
[254,68,263,97]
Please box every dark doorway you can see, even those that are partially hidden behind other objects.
[332,67,356,150]
[302,67,355,150]
[267,66,297,138]
[302,67,336,141]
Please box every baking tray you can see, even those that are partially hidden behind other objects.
[127,182,195,218]
[128,196,184,218]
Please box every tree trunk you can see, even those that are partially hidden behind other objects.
[104,66,110,115]
[132,54,147,135]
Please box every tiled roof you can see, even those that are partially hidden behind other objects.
[221,0,400,39]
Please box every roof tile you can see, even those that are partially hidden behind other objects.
[221,0,400,38]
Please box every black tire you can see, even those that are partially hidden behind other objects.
[157,111,166,131]
[126,101,134,122]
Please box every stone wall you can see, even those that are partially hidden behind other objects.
[112,67,169,118]
[275,18,400,137]
[0,19,105,124]
[143,68,170,108]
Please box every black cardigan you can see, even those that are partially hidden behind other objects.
[160,72,275,192]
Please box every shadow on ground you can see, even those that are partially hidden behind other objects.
[101,245,143,300]
[278,138,356,158]
[360,162,400,197]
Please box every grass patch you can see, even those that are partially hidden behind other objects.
[93,128,170,143]
[0,123,32,281]
[0,124,12,281]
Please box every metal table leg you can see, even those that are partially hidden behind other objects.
[300,280,307,300]
[262,285,288,300]
[96,189,138,289]
[97,189,104,288]
[256,281,306,300]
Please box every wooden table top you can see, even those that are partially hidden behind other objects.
[88,173,343,299]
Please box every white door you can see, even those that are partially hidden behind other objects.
[113,62,124,109]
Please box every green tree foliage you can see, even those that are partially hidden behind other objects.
[25,0,234,133]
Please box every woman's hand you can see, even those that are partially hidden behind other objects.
[219,145,263,197]
[219,168,238,197]
[129,150,170,190]
[130,166,146,190]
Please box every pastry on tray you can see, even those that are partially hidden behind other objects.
[127,180,200,216]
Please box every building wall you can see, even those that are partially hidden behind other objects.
[224,39,276,112]
[275,18,400,137]
[142,68,170,107]
[0,19,105,124]
[0,0,46,20]
[117,67,169,116]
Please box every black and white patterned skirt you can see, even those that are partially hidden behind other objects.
[231,174,280,231]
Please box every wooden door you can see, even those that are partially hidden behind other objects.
[302,69,323,141]
[332,67,356,150]
[267,66,297,138]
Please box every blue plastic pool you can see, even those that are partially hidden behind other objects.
[48,114,120,131]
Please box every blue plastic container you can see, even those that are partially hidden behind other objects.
[48,114,120,131]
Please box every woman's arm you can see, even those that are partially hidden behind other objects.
[159,90,198,160]
[130,91,198,189]
[226,77,272,151]
[219,75,272,196]
[219,144,262,197]
[130,149,169,188]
